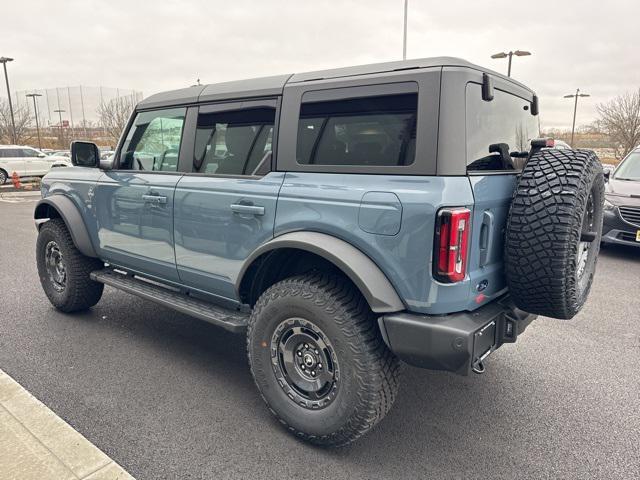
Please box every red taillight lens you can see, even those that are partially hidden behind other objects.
[434,207,471,283]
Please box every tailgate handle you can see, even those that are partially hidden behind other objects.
[479,210,494,267]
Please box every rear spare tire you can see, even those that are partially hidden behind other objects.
[505,149,605,319]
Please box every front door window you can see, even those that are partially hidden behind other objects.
[119,108,186,172]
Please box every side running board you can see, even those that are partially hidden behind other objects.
[90,269,249,333]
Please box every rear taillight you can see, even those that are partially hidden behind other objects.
[434,207,471,283]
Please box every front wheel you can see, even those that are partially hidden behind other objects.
[247,273,400,447]
[36,219,104,312]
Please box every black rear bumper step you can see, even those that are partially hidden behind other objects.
[90,269,248,333]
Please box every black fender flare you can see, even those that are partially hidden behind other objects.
[236,231,405,313]
[34,196,98,258]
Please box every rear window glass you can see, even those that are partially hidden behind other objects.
[296,93,417,167]
[466,84,539,171]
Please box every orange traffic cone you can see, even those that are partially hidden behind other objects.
[11,172,21,189]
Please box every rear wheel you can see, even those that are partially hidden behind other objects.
[36,219,104,312]
[247,273,400,447]
[505,149,605,319]
[0,169,7,185]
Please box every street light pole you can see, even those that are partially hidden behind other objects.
[26,93,43,149]
[491,50,531,77]
[54,109,65,148]
[0,56,17,143]
[402,0,408,60]
[563,89,591,147]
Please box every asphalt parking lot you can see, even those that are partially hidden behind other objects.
[1,198,639,480]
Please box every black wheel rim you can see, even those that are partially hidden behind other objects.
[576,191,596,282]
[270,318,339,410]
[45,241,66,292]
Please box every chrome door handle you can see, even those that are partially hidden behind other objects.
[230,204,265,216]
[142,194,168,205]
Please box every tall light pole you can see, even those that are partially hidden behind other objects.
[563,89,590,147]
[0,56,16,143]
[54,109,65,148]
[402,0,408,60]
[491,50,531,77]
[26,93,43,149]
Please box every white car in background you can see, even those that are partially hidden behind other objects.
[0,145,71,184]
[48,150,71,158]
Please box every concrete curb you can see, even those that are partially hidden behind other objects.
[0,369,135,480]
[0,191,41,198]
[0,179,41,193]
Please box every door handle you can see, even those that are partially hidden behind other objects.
[230,204,265,216]
[142,194,168,205]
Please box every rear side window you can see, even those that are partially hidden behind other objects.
[193,107,275,175]
[296,93,417,167]
[466,84,538,171]
[119,107,186,172]
[0,149,20,158]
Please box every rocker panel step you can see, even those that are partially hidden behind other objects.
[90,269,248,333]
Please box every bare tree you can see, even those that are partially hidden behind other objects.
[0,99,33,144]
[97,95,135,144]
[596,88,640,159]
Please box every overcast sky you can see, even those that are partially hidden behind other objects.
[3,0,638,129]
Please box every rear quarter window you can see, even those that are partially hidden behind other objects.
[296,92,418,167]
[466,84,538,172]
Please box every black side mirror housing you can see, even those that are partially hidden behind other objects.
[70,141,100,168]
[603,169,610,181]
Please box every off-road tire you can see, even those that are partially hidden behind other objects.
[36,219,104,312]
[247,273,400,447]
[505,149,605,319]
[0,169,7,185]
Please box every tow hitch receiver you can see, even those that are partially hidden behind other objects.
[472,320,497,374]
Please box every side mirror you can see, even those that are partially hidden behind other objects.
[70,141,100,167]
[604,170,610,181]
[38,153,47,158]
[99,155,115,170]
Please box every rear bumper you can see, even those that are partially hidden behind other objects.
[378,295,536,375]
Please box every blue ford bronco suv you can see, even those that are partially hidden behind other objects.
[34,57,605,446]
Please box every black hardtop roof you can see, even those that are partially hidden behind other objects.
[137,56,532,109]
